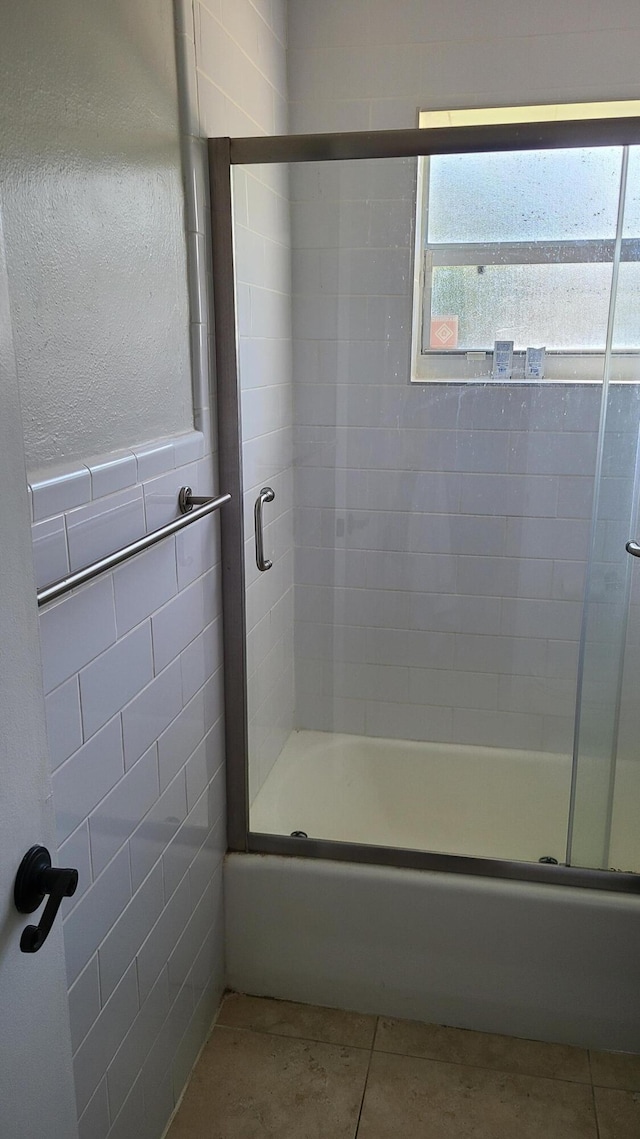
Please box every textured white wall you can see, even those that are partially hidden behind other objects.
[0,0,194,469]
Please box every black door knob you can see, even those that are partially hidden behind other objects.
[14,845,78,953]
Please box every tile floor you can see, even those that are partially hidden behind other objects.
[167,993,640,1138]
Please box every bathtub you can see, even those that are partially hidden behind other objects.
[226,731,640,1052]
[251,730,572,864]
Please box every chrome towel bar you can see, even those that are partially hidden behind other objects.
[37,487,231,607]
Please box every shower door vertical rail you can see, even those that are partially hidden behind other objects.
[208,137,249,851]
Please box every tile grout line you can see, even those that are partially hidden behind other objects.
[354,1017,378,1139]
[214,1021,374,1052]
[588,1051,602,1139]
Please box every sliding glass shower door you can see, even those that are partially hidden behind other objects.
[215,122,640,885]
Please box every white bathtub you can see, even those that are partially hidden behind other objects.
[251,730,572,864]
[225,852,640,1052]
[227,730,640,1051]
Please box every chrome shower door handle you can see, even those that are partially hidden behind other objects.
[626,540,640,557]
[255,487,275,571]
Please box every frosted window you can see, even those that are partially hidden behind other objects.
[428,148,623,244]
[431,263,614,351]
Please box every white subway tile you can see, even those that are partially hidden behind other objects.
[162,800,206,903]
[408,668,499,710]
[108,1074,146,1139]
[30,463,91,522]
[508,432,597,476]
[58,820,93,914]
[173,430,206,468]
[541,715,575,756]
[134,440,175,482]
[39,577,117,693]
[546,639,580,680]
[453,634,547,676]
[63,845,131,987]
[73,962,139,1116]
[113,540,178,638]
[452,707,543,751]
[32,515,69,590]
[80,622,154,740]
[365,700,453,743]
[89,742,160,876]
[500,598,583,640]
[87,451,137,500]
[142,463,198,531]
[551,560,587,602]
[121,660,183,769]
[152,568,218,672]
[157,689,206,792]
[176,509,221,589]
[459,474,558,518]
[180,619,224,703]
[367,627,455,669]
[53,717,124,845]
[45,676,83,772]
[106,970,170,1120]
[141,977,193,1112]
[66,486,146,573]
[295,692,365,734]
[98,863,164,1003]
[456,556,553,600]
[78,1078,110,1139]
[498,673,577,719]
[167,880,214,1004]
[136,874,192,1004]
[68,955,101,1053]
[557,475,594,519]
[505,516,591,561]
[129,769,188,891]
[185,719,225,812]
[189,816,226,906]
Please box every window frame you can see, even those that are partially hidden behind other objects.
[410,101,640,384]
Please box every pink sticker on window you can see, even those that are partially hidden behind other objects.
[430,316,459,349]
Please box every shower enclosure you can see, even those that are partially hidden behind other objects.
[211,118,640,890]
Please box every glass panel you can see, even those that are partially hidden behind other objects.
[428,148,623,244]
[232,144,639,877]
[569,150,640,872]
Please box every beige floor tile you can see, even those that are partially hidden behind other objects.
[594,1086,640,1139]
[356,1052,598,1139]
[166,1026,369,1139]
[590,1048,640,1090]
[374,1016,590,1082]
[217,992,376,1048]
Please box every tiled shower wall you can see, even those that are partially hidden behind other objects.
[33,435,225,1139]
[287,0,640,755]
[183,0,295,801]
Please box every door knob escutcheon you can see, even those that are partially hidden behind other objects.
[14,845,78,953]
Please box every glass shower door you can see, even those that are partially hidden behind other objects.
[568,146,640,872]
[223,131,640,880]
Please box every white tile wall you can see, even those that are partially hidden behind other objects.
[176,0,294,806]
[287,0,640,755]
[35,430,226,1139]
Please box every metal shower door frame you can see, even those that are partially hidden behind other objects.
[208,118,640,893]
